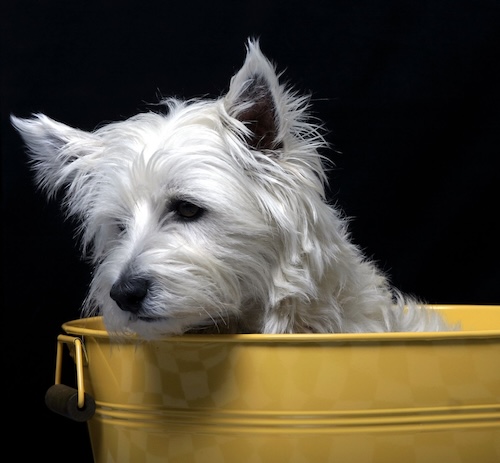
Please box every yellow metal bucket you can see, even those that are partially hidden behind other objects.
[47,305,500,462]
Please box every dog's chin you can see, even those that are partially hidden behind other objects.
[111,310,238,339]
[100,309,190,339]
[101,303,246,338]
[128,316,198,339]
[136,315,164,323]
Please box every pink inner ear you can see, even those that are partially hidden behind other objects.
[237,95,283,151]
[233,76,283,151]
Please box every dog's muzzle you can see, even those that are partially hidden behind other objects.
[110,275,149,314]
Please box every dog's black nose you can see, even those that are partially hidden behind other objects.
[110,275,149,314]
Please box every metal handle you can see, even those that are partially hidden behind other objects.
[54,334,88,408]
[45,334,95,421]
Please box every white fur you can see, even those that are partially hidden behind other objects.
[11,39,450,338]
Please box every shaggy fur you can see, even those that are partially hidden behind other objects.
[12,39,450,338]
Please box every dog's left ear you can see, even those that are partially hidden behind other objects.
[11,114,102,200]
[225,39,287,151]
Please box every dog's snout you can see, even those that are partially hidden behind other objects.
[110,275,149,314]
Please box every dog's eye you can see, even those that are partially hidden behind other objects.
[173,200,204,220]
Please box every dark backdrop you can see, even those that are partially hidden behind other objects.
[2,1,499,460]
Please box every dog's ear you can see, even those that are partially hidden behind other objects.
[224,39,286,151]
[11,114,101,198]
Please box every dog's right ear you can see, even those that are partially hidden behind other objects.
[224,39,321,159]
[224,39,286,152]
[11,114,101,199]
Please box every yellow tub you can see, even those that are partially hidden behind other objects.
[48,305,500,462]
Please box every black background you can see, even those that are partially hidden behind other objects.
[2,1,499,460]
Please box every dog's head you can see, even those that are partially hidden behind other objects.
[12,40,335,338]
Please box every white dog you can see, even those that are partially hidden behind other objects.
[12,39,450,338]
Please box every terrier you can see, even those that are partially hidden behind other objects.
[12,39,450,338]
